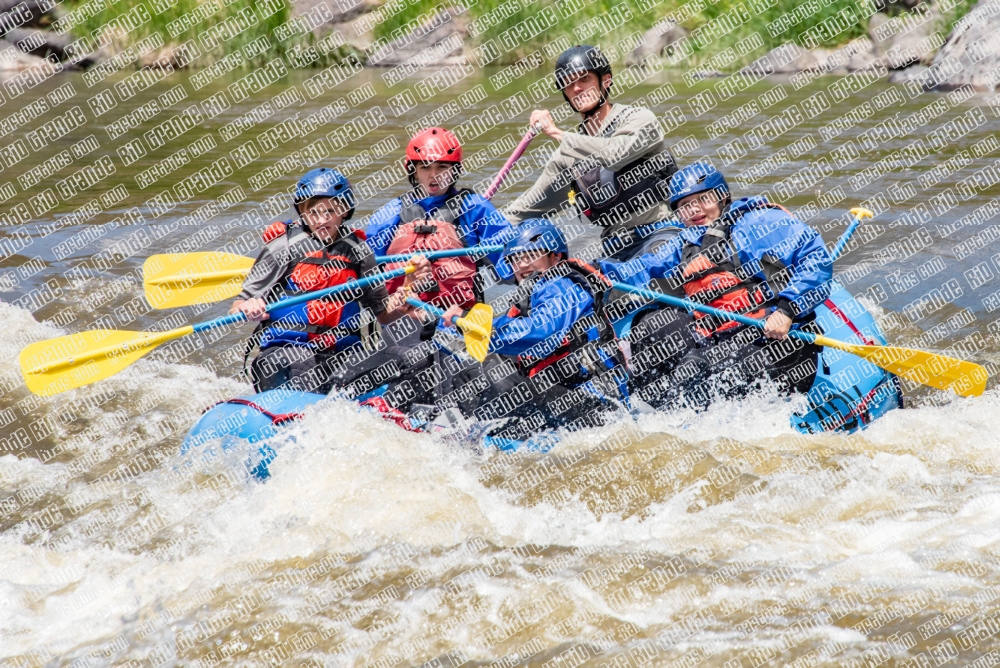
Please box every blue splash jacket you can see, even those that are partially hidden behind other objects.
[491,276,596,358]
[598,197,833,318]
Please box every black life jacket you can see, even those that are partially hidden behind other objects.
[571,106,678,228]
[505,259,624,385]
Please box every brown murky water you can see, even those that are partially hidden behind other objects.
[1,67,1000,666]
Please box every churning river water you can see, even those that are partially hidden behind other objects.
[2,66,1000,667]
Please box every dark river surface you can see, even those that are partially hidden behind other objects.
[2,66,1000,666]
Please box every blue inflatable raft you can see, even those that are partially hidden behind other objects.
[180,385,559,479]
[182,278,901,478]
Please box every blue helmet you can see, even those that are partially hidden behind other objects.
[667,162,730,210]
[293,167,355,219]
[503,219,569,259]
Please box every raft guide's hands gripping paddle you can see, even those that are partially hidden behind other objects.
[19,266,417,397]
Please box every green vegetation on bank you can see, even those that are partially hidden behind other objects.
[61,0,359,69]
[378,0,871,68]
[60,0,980,71]
[376,0,978,69]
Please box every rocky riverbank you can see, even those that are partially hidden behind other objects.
[0,0,993,92]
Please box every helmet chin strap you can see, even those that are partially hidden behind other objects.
[566,82,611,119]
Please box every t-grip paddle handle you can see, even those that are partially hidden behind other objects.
[830,207,874,262]
[404,296,490,338]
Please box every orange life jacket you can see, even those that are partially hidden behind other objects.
[672,218,776,339]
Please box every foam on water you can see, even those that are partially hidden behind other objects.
[3,300,1000,664]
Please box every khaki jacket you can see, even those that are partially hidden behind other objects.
[504,103,673,237]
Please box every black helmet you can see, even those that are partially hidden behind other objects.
[554,45,612,114]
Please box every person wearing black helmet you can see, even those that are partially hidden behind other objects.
[602,163,832,410]
[504,45,680,261]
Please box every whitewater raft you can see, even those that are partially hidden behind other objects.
[182,278,902,478]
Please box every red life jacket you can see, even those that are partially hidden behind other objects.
[288,249,359,334]
[258,221,369,350]
[383,188,478,311]
[668,204,790,339]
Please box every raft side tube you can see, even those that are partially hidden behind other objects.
[181,389,327,479]
[792,280,902,434]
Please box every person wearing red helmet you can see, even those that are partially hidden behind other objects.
[364,127,515,336]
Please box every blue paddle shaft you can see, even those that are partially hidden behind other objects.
[192,266,411,333]
[405,296,445,318]
[376,245,503,264]
[611,282,817,345]
[831,215,863,262]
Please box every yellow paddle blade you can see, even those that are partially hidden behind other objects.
[457,303,494,363]
[813,334,988,398]
[19,327,194,396]
[143,252,253,309]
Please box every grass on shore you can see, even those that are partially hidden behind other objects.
[60,0,980,71]
[375,0,981,69]
[61,0,359,69]
[376,0,873,69]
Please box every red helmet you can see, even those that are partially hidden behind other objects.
[405,127,462,165]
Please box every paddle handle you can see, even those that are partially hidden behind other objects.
[377,245,503,264]
[483,125,539,200]
[830,207,874,262]
[192,266,414,333]
[405,296,489,338]
[611,282,817,345]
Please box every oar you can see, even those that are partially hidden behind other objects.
[377,245,503,264]
[142,246,504,309]
[830,207,874,262]
[483,124,539,200]
[610,282,988,398]
[404,296,493,362]
[20,266,417,397]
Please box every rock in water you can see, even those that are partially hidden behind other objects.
[739,43,825,76]
[888,63,930,84]
[924,0,1000,90]
[0,38,48,71]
